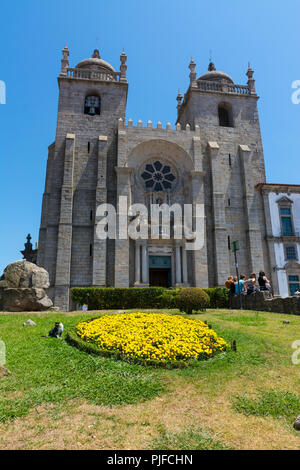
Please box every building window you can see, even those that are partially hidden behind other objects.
[228,235,231,250]
[280,207,294,236]
[229,154,232,167]
[285,245,297,261]
[141,161,176,192]
[288,275,300,296]
[84,95,100,116]
[218,102,233,127]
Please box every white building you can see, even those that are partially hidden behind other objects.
[258,184,300,297]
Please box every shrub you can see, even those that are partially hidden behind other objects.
[71,286,229,311]
[175,288,210,315]
[157,288,179,309]
[71,287,175,310]
[203,287,229,308]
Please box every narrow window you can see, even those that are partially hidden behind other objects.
[229,154,232,167]
[280,207,293,236]
[228,198,231,207]
[285,245,297,260]
[218,102,233,127]
[84,95,100,116]
[89,244,93,257]
[228,235,231,250]
[90,210,93,221]
[88,142,90,153]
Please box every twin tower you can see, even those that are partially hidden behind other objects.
[37,46,270,310]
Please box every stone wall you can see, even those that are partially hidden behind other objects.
[230,291,300,315]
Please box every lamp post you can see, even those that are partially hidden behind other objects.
[232,240,243,310]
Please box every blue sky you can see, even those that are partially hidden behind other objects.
[0,0,299,274]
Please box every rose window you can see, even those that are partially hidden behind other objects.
[141,161,176,192]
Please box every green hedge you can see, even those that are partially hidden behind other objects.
[71,287,175,310]
[71,286,229,310]
[203,288,229,308]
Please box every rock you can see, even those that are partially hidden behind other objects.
[4,260,50,289]
[3,288,53,312]
[0,365,10,378]
[294,416,300,431]
[23,319,37,326]
[1,261,53,312]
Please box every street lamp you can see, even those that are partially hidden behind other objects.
[232,240,243,310]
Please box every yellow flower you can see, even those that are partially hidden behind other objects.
[76,313,227,363]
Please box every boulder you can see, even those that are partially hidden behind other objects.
[4,260,50,289]
[23,319,37,326]
[1,261,53,312]
[3,288,53,312]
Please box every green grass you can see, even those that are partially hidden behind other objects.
[215,312,267,326]
[150,426,232,450]
[233,389,300,419]
[1,308,300,450]
[0,313,164,423]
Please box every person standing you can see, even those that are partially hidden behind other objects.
[235,275,246,295]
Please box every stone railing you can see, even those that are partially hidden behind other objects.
[230,291,300,315]
[66,68,121,82]
[197,79,251,96]
[118,117,201,135]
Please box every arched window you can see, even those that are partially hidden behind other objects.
[218,102,233,127]
[84,95,100,116]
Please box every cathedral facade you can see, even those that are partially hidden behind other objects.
[37,46,271,311]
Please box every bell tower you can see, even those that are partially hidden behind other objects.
[37,46,128,310]
[176,60,269,286]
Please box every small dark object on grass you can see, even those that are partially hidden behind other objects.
[231,340,237,352]
[42,322,64,339]
[283,320,290,325]
[294,415,300,431]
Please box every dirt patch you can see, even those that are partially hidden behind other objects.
[0,380,299,450]
[0,365,10,379]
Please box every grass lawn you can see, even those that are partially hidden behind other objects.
[0,308,300,450]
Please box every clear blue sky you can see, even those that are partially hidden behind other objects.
[0,0,299,274]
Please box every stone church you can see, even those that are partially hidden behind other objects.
[37,46,273,310]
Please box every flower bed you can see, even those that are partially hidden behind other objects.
[75,313,228,365]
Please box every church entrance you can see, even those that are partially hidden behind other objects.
[149,256,172,287]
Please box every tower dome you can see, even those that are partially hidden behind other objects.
[76,49,116,73]
[197,62,234,84]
